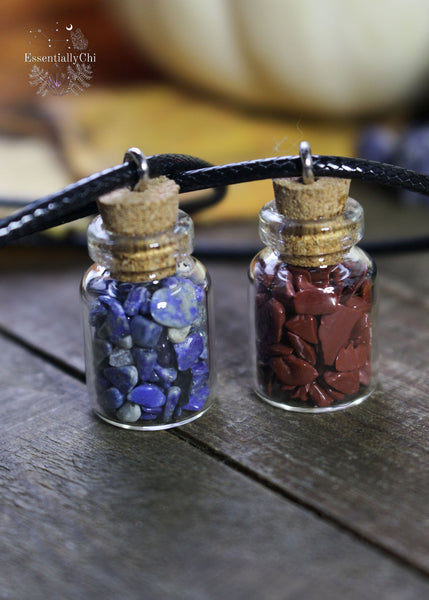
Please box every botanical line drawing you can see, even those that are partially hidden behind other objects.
[28,63,93,96]
[67,63,92,95]
[70,28,88,51]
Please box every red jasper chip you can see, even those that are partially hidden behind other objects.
[270,298,286,343]
[350,313,371,346]
[359,361,371,386]
[345,294,371,313]
[255,292,269,310]
[270,344,294,357]
[253,260,269,283]
[308,383,335,407]
[287,332,316,365]
[292,383,311,402]
[322,385,345,402]
[281,384,296,392]
[319,304,362,365]
[257,297,285,344]
[324,369,360,395]
[343,261,368,293]
[361,279,372,307]
[294,271,313,291]
[271,265,295,305]
[331,263,350,293]
[253,255,277,287]
[271,355,318,386]
[336,343,369,371]
[309,267,332,287]
[294,287,337,315]
[285,314,318,344]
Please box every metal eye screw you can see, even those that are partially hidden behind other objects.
[299,141,315,184]
[124,147,149,187]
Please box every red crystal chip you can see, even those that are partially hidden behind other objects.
[336,343,369,371]
[308,383,335,407]
[319,304,362,365]
[270,298,286,343]
[257,297,285,344]
[345,294,371,313]
[285,314,318,344]
[292,383,311,402]
[271,265,295,305]
[322,385,345,402]
[361,279,372,307]
[359,361,372,386]
[350,313,371,346]
[287,332,316,365]
[294,271,313,291]
[294,288,337,315]
[271,355,318,386]
[269,344,293,357]
[324,369,360,394]
[253,255,277,287]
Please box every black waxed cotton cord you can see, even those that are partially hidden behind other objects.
[0,150,429,253]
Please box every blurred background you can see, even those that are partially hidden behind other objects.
[1,0,429,248]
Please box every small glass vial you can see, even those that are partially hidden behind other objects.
[81,175,216,430]
[249,177,378,412]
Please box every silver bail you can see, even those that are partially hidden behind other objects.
[124,147,149,188]
[299,141,315,185]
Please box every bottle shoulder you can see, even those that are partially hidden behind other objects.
[81,257,210,302]
[249,245,376,289]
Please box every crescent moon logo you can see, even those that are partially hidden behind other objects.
[66,24,73,31]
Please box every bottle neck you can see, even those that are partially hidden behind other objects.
[87,210,194,282]
[258,197,364,267]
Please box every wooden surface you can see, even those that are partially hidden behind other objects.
[0,236,428,599]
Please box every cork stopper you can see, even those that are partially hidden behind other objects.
[94,176,181,281]
[273,177,350,219]
[97,176,179,236]
[269,177,359,267]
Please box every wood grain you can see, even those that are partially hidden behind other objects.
[2,335,428,598]
[0,247,89,371]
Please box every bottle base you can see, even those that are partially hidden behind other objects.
[254,385,377,414]
[94,404,213,431]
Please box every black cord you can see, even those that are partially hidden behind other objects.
[0,151,429,252]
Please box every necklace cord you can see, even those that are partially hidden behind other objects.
[0,152,428,251]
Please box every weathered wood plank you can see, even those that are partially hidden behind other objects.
[0,247,88,370]
[0,247,428,575]
[2,336,428,599]
[377,252,429,298]
[186,257,429,573]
